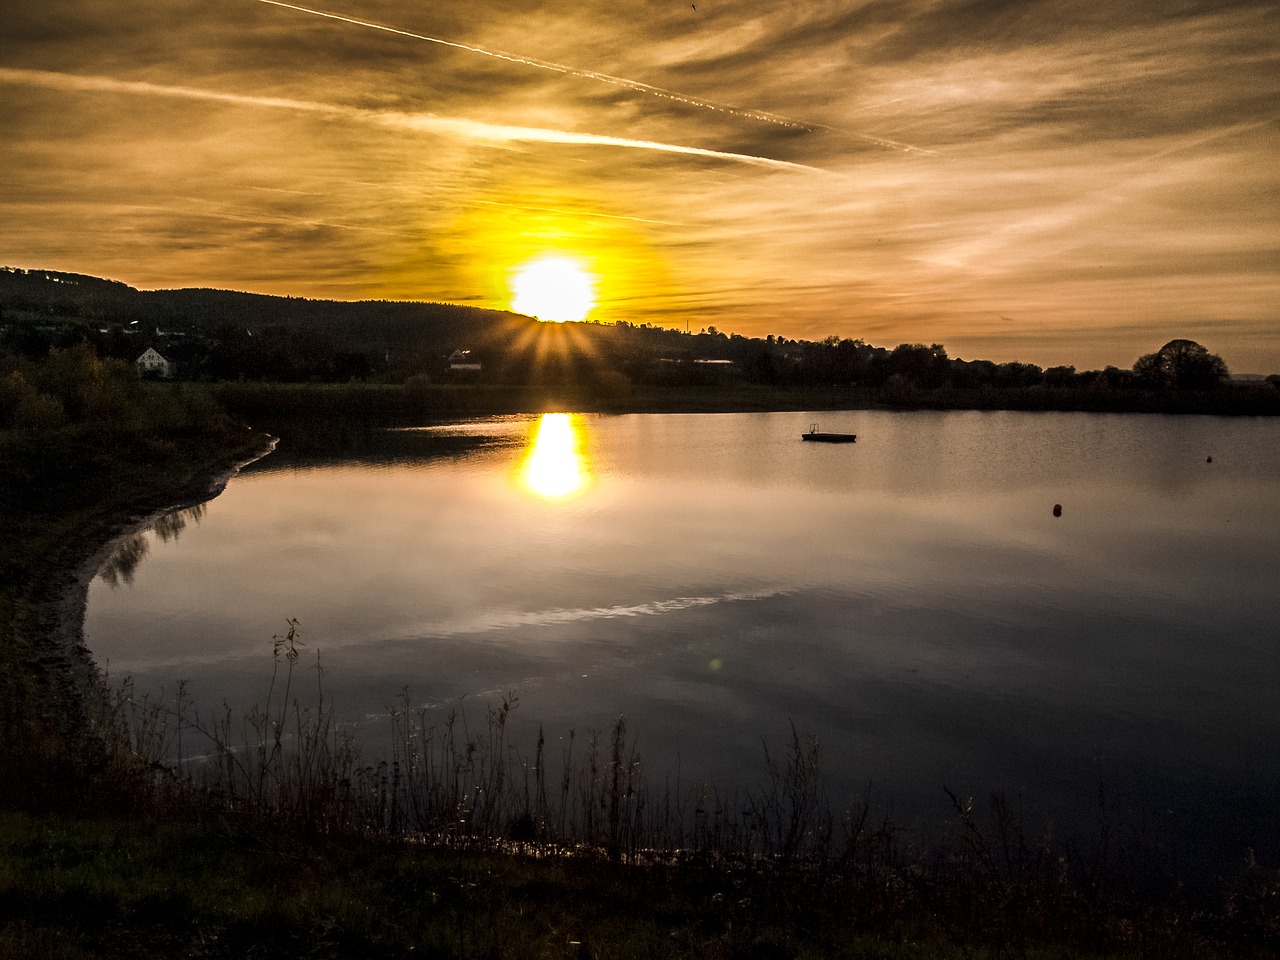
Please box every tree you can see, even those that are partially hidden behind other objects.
[1132,339,1228,390]
[994,361,1043,388]
[1043,365,1077,387]
[886,343,950,388]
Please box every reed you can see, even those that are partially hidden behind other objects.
[93,623,862,866]
[72,624,1280,959]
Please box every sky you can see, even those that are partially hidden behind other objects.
[1,0,1276,371]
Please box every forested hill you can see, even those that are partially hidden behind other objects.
[5,266,1275,414]
[0,266,531,354]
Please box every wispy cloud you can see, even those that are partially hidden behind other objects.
[257,0,818,128]
[0,67,824,172]
[256,0,938,155]
[0,0,1276,369]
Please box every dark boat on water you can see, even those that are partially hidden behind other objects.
[802,424,857,443]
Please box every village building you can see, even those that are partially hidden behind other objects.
[135,347,174,379]
[448,349,482,373]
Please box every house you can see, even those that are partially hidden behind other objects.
[448,349,482,373]
[135,347,174,379]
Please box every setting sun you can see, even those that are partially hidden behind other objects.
[510,256,597,323]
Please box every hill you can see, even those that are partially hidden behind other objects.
[0,266,533,371]
[5,266,1277,416]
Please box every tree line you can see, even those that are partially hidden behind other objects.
[3,267,1275,407]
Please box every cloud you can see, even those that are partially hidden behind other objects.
[258,0,819,129]
[255,0,938,155]
[0,67,825,172]
[1,0,1277,370]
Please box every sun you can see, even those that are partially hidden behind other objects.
[510,256,597,322]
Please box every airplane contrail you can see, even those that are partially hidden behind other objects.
[256,0,814,130]
[0,67,824,172]
[388,110,824,172]
[255,0,935,156]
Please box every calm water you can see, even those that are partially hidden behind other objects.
[87,411,1280,870]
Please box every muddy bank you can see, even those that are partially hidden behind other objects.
[0,433,276,780]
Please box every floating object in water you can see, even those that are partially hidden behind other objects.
[1052,503,1062,517]
[802,423,857,443]
[1206,456,1213,463]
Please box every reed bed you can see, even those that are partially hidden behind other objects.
[92,620,857,867]
[82,623,1280,959]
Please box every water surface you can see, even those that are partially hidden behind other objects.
[87,410,1280,871]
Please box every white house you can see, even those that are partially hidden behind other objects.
[448,349,482,373]
[135,347,174,379]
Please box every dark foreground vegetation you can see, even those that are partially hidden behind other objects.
[4,637,1280,959]
[2,334,1278,956]
[1,345,266,763]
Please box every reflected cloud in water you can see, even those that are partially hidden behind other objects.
[517,413,592,501]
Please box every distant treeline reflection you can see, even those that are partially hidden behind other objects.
[98,503,206,587]
[237,416,514,473]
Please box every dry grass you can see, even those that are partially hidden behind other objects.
[52,622,1277,960]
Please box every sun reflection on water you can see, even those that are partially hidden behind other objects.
[518,413,591,500]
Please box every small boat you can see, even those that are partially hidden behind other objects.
[802,423,857,443]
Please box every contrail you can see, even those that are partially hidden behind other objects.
[389,110,823,172]
[256,0,813,130]
[255,0,935,155]
[0,67,824,172]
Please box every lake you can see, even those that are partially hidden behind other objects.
[86,410,1280,874]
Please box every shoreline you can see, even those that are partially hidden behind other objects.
[1,430,277,763]
[210,379,1280,420]
[61,432,278,650]
[54,433,279,660]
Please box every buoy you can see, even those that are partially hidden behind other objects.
[1052,504,1062,517]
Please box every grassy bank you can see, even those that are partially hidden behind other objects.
[1,347,272,794]
[4,696,1279,959]
[209,380,881,421]
[7,804,1275,960]
[7,624,1275,959]
[208,379,1280,423]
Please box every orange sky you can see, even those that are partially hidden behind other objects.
[2,0,1276,371]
